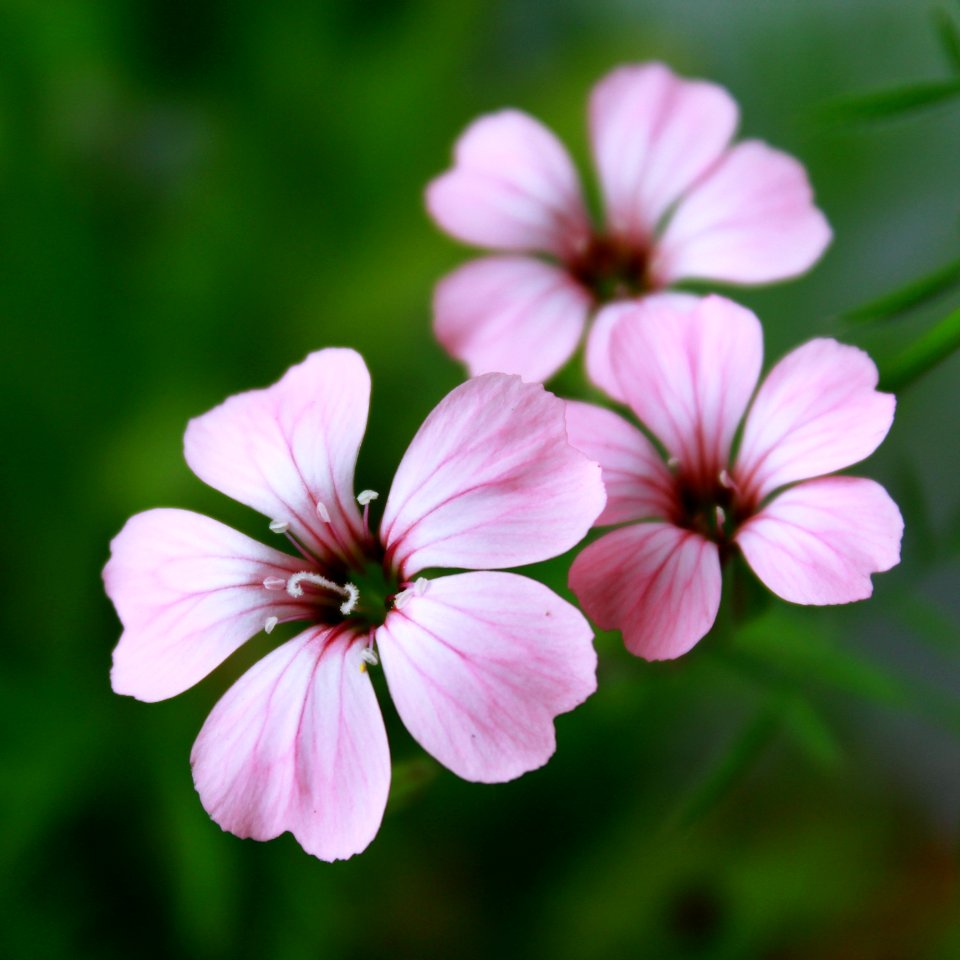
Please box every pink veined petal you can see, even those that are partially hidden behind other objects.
[183,349,369,566]
[585,293,699,402]
[569,523,721,660]
[425,109,591,258]
[610,295,763,482]
[433,255,591,382]
[654,140,832,285]
[380,374,605,574]
[736,476,903,605]
[376,572,596,782]
[104,508,304,702]
[565,400,675,526]
[191,626,391,863]
[735,338,896,501]
[589,62,739,241]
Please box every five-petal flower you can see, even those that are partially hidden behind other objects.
[104,349,605,861]
[566,295,903,660]
[426,62,832,389]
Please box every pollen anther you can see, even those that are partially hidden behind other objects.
[264,616,279,634]
[262,576,286,591]
[269,519,290,534]
[357,489,379,506]
[315,501,331,523]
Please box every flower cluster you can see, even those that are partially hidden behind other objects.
[104,62,902,861]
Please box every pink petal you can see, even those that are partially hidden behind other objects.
[184,350,369,565]
[585,293,699,402]
[569,523,721,660]
[433,255,591,382]
[589,62,738,241]
[565,400,674,526]
[380,374,605,574]
[191,626,391,863]
[654,140,832,285]
[736,477,903,605]
[736,338,895,501]
[105,508,303,702]
[610,295,763,482]
[426,109,591,258]
[376,572,596,782]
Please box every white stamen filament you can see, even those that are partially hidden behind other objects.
[286,571,359,615]
[315,500,331,523]
[357,489,379,506]
[262,576,286,591]
[394,576,430,610]
[264,616,279,634]
[269,518,290,534]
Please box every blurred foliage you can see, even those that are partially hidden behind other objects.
[2,1,959,958]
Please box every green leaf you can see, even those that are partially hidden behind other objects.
[725,609,960,737]
[668,708,779,832]
[878,303,960,392]
[386,756,438,812]
[839,258,960,326]
[777,694,845,770]
[934,6,960,73]
[816,78,960,125]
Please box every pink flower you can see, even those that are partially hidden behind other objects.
[566,295,903,660]
[426,62,832,391]
[104,349,604,861]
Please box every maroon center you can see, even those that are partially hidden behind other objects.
[670,470,759,562]
[568,233,651,301]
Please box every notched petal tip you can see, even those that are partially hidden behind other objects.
[377,572,597,783]
[381,374,606,574]
[737,476,903,607]
[190,629,391,863]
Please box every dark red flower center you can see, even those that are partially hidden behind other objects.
[670,469,758,561]
[568,233,651,302]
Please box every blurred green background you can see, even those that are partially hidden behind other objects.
[3,0,959,957]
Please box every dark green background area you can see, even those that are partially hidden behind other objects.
[2,1,959,957]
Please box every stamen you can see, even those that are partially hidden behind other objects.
[264,616,279,635]
[286,571,360,615]
[269,518,290,534]
[339,583,359,616]
[357,489,379,506]
[719,469,734,489]
[393,577,429,610]
[315,500,331,523]
[667,456,680,471]
[360,647,379,667]
[262,576,287,591]
[715,506,727,527]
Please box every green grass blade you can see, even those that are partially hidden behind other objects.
[878,304,960,391]
[668,709,779,832]
[934,6,960,72]
[839,258,960,326]
[816,78,960,124]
